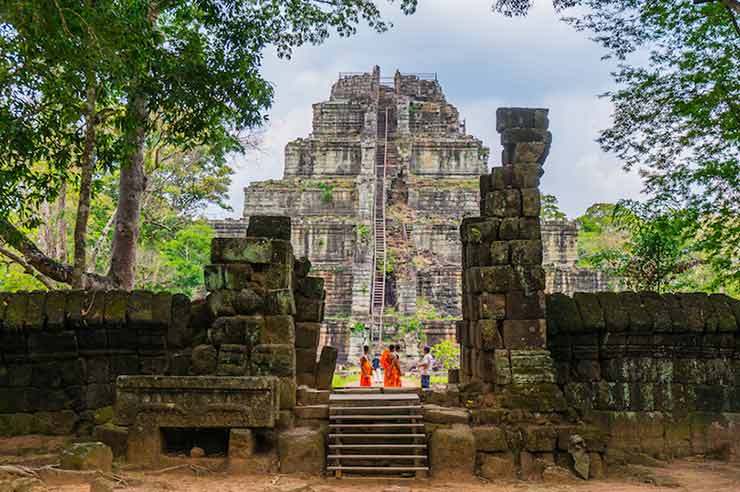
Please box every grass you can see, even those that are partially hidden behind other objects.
[331,371,448,388]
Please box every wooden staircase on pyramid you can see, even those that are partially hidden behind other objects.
[327,388,429,478]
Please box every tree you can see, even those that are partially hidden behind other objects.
[541,194,568,221]
[0,0,419,290]
[584,200,696,292]
[494,1,740,291]
[431,340,460,371]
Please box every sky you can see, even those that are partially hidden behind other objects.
[211,0,646,221]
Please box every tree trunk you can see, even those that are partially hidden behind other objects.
[107,93,147,290]
[56,183,68,263]
[73,80,97,288]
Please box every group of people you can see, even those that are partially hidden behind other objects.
[359,344,434,389]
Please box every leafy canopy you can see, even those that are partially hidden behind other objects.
[494,0,740,290]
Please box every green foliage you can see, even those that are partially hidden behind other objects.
[431,340,460,371]
[316,182,334,203]
[155,222,214,297]
[541,194,568,221]
[0,0,421,285]
[582,200,696,292]
[415,297,456,321]
[358,224,370,241]
[350,321,367,335]
[497,0,740,288]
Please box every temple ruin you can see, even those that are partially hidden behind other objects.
[1,80,738,484]
[215,67,608,362]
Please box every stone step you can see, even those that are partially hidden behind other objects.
[327,466,429,472]
[328,433,425,439]
[330,405,422,412]
[328,454,427,460]
[329,414,422,420]
[329,444,426,449]
[329,423,425,429]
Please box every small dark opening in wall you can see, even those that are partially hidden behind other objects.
[253,429,276,454]
[160,427,230,457]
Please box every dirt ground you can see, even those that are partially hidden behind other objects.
[2,436,740,492]
[26,458,740,492]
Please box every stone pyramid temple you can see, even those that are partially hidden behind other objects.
[212,67,607,362]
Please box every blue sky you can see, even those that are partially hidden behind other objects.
[213,1,645,220]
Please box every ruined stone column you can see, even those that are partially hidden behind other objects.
[459,108,566,412]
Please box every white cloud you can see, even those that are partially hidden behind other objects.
[208,0,644,221]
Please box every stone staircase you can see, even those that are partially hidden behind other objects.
[327,388,429,478]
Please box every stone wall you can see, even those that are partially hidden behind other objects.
[458,107,566,412]
[547,291,740,459]
[0,290,191,435]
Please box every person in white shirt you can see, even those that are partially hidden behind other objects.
[418,346,434,389]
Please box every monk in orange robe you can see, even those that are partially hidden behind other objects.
[381,345,394,387]
[360,345,373,387]
[389,345,402,387]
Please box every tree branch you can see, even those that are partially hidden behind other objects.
[0,246,56,290]
[0,217,119,289]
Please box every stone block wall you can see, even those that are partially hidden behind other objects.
[0,290,191,435]
[199,216,329,407]
[458,107,566,413]
[547,292,740,459]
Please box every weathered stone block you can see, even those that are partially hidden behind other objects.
[506,291,545,319]
[519,216,541,240]
[484,189,521,218]
[489,241,510,265]
[247,215,292,241]
[474,425,508,452]
[431,425,475,478]
[296,347,317,374]
[211,237,291,265]
[28,330,78,358]
[4,293,27,331]
[478,293,506,320]
[460,217,500,243]
[278,427,324,474]
[493,349,512,385]
[521,188,541,217]
[498,218,520,241]
[262,315,295,346]
[295,277,325,300]
[191,344,217,375]
[229,428,255,459]
[294,256,312,278]
[217,344,249,376]
[251,344,295,377]
[468,266,515,294]
[478,451,517,480]
[102,291,127,329]
[499,383,567,412]
[478,320,503,351]
[315,346,338,390]
[501,127,552,145]
[60,442,112,472]
[497,107,549,131]
[210,316,247,346]
[525,426,557,452]
[295,323,320,349]
[596,292,630,332]
[573,293,604,331]
[423,405,470,424]
[266,290,297,316]
[95,423,128,458]
[502,320,546,349]
[43,290,66,332]
[278,376,297,409]
[509,240,543,266]
[296,387,329,406]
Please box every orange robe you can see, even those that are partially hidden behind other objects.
[389,353,402,387]
[380,350,392,387]
[360,356,372,387]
